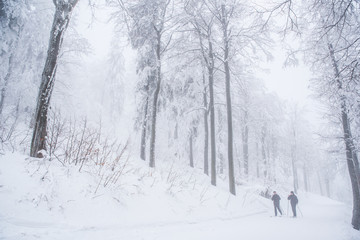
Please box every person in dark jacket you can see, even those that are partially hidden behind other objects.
[288,191,298,217]
[271,191,282,216]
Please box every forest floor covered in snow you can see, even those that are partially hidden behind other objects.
[0,152,359,240]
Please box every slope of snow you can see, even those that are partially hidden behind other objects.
[0,152,359,240]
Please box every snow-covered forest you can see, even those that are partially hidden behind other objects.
[1,0,360,239]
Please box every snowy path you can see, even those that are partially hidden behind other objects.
[0,153,359,240]
[1,195,359,240]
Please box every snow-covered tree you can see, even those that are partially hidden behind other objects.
[300,0,360,230]
[0,0,53,150]
[30,0,80,157]
[185,0,219,186]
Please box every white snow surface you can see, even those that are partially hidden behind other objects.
[0,152,359,240]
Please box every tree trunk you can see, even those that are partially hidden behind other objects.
[0,53,14,115]
[291,144,298,193]
[270,136,278,183]
[267,136,272,181]
[329,43,360,230]
[261,124,267,179]
[256,141,260,178]
[30,2,77,157]
[0,9,23,116]
[208,40,217,186]
[203,72,209,175]
[342,110,360,230]
[193,18,216,185]
[189,131,194,168]
[140,91,149,161]
[325,176,330,198]
[242,110,249,177]
[291,117,299,193]
[149,29,162,168]
[221,4,235,195]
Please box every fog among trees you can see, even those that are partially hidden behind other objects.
[1,0,360,231]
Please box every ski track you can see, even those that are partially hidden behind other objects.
[0,201,359,240]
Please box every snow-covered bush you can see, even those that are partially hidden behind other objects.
[44,109,132,192]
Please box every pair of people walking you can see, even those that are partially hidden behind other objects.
[271,191,298,217]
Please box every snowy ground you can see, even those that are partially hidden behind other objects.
[0,152,359,240]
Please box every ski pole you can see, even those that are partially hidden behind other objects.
[297,205,304,217]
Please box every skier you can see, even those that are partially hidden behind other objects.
[287,191,298,217]
[271,191,282,216]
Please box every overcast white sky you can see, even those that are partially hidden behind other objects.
[260,52,324,127]
[261,54,313,102]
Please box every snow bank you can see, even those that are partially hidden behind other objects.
[0,152,359,240]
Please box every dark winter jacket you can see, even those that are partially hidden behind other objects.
[271,194,281,204]
[288,194,298,205]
